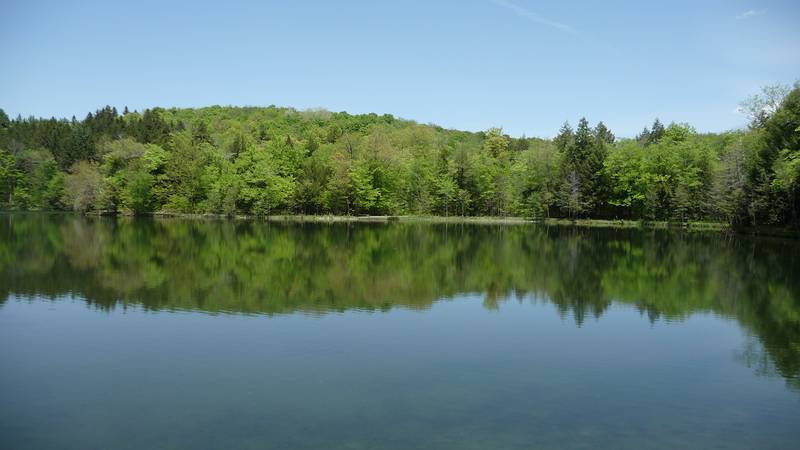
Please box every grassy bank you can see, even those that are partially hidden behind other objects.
[260,215,733,231]
[11,210,800,237]
[136,211,733,231]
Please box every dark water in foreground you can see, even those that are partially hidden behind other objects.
[1,214,799,449]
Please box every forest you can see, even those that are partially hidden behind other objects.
[1,83,798,227]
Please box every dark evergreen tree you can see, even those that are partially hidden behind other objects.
[554,122,574,154]
[62,123,94,169]
[258,123,270,142]
[636,127,650,146]
[136,108,170,144]
[557,118,606,216]
[512,135,529,152]
[594,121,615,144]
[649,118,665,144]
[230,133,247,160]
[192,121,211,145]
[306,134,319,154]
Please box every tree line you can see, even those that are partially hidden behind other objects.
[1,83,798,227]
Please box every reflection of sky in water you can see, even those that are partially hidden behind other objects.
[1,297,798,450]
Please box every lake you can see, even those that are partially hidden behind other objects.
[1,213,799,449]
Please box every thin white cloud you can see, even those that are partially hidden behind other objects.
[491,0,576,34]
[736,9,765,20]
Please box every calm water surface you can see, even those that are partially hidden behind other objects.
[1,214,799,449]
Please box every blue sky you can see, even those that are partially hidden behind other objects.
[1,0,798,137]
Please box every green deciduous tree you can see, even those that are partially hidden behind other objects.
[63,161,103,212]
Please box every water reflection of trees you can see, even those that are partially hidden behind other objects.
[1,213,798,388]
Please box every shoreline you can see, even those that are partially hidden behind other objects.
[5,210,799,237]
[108,211,736,231]
[124,213,800,237]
